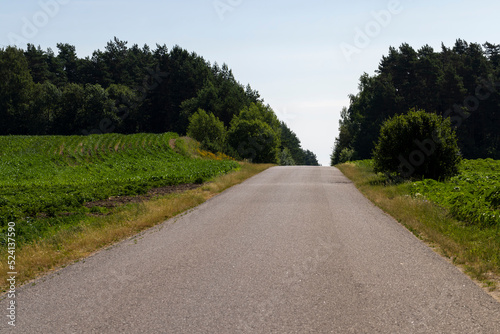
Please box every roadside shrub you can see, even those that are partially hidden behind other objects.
[373,109,461,180]
[280,148,296,166]
[338,147,356,163]
[187,109,226,153]
[227,118,280,163]
[410,159,500,227]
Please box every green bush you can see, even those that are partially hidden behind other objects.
[187,109,227,153]
[227,119,280,163]
[227,103,281,163]
[338,147,356,163]
[280,148,296,166]
[410,159,500,227]
[373,109,461,180]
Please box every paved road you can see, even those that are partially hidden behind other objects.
[2,167,499,333]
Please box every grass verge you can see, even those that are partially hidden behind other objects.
[0,162,273,293]
[337,161,500,300]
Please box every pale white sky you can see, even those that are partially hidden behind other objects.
[1,0,499,165]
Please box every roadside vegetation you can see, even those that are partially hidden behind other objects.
[410,159,500,227]
[372,109,461,180]
[0,133,272,292]
[0,39,319,166]
[331,40,500,164]
[0,133,238,244]
[338,159,500,293]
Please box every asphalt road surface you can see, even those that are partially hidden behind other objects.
[2,167,499,333]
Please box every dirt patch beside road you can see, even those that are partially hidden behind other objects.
[84,183,201,209]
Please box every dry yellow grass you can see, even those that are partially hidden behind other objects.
[0,162,273,293]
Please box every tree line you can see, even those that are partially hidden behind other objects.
[331,40,500,165]
[0,37,318,165]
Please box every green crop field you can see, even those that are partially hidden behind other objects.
[410,159,500,227]
[0,133,239,245]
